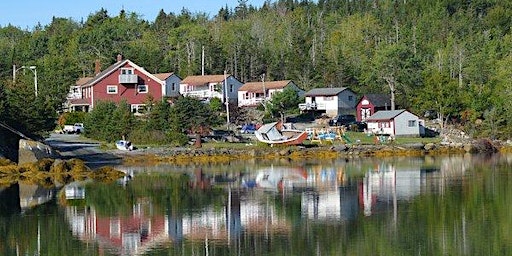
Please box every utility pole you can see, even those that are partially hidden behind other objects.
[224,70,230,130]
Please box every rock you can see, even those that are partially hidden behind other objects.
[403,143,424,150]
[18,139,59,165]
[463,144,474,153]
[279,149,291,156]
[424,143,436,151]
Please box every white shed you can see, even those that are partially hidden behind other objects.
[366,109,424,136]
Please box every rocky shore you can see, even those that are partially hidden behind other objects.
[115,138,506,166]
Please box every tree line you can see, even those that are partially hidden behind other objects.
[1,0,511,139]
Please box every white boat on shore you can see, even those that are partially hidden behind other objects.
[254,121,308,146]
[115,140,134,151]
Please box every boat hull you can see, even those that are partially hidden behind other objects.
[255,130,308,145]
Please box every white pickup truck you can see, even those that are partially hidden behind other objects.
[62,123,85,134]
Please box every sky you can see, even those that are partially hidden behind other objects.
[0,0,268,29]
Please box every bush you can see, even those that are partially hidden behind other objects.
[128,129,170,145]
[166,132,189,146]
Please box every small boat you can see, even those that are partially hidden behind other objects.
[254,121,308,146]
[115,140,134,151]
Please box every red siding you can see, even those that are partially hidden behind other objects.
[93,63,162,105]
[356,96,376,122]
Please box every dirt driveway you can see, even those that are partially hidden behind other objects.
[45,133,122,168]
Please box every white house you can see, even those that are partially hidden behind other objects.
[365,109,424,136]
[299,87,357,117]
[238,80,304,107]
[180,74,243,104]
[154,72,182,98]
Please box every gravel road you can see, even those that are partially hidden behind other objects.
[45,133,122,168]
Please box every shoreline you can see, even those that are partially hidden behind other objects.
[7,133,507,168]
[112,138,506,166]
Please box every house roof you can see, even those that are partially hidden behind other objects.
[154,72,178,81]
[76,77,93,86]
[181,74,230,86]
[239,80,292,93]
[366,109,410,121]
[360,94,391,107]
[81,59,164,88]
[304,87,350,96]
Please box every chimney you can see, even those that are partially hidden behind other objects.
[117,54,123,62]
[94,59,101,75]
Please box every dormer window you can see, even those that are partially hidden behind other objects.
[121,68,134,75]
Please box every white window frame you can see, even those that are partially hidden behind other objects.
[107,85,118,94]
[408,120,417,127]
[131,104,146,114]
[137,84,148,93]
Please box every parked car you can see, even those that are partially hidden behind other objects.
[328,115,356,127]
[62,123,84,134]
[346,121,368,132]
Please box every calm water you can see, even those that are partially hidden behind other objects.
[1,154,512,255]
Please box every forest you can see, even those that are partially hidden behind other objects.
[0,0,511,139]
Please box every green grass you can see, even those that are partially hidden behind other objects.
[345,132,441,145]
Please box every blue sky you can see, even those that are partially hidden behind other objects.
[0,0,268,29]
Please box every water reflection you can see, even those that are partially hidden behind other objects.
[2,154,512,255]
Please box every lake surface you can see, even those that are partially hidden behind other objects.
[1,153,512,255]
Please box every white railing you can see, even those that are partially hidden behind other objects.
[299,102,326,110]
[183,90,216,99]
[239,97,265,107]
[118,74,138,84]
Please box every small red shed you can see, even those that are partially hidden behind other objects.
[356,94,392,122]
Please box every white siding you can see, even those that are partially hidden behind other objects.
[394,111,420,136]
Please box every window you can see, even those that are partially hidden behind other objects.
[408,120,417,127]
[348,95,353,101]
[131,104,146,114]
[120,68,134,75]
[171,83,176,91]
[229,84,233,93]
[137,84,148,93]
[107,85,118,94]
[324,96,333,101]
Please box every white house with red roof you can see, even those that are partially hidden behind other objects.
[179,74,243,103]
[237,80,304,107]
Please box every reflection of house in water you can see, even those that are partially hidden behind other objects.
[301,166,359,222]
[66,202,168,255]
[64,187,290,254]
[360,163,421,216]
[64,182,86,199]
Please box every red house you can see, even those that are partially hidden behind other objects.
[68,55,169,114]
[356,94,392,122]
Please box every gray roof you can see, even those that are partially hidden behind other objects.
[366,109,407,121]
[305,87,350,96]
[361,94,391,107]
